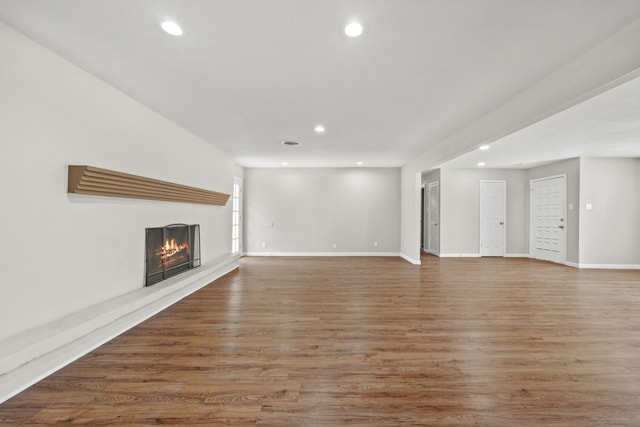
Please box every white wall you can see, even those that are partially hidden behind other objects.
[438,168,528,256]
[418,158,639,267]
[579,158,640,266]
[0,22,241,342]
[244,168,400,254]
[401,167,422,263]
[401,18,640,262]
[421,170,441,187]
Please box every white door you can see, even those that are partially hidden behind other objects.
[530,175,566,263]
[480,181,506,256]
[427,181,439,254]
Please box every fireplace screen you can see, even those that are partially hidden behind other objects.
[145,224,201,286]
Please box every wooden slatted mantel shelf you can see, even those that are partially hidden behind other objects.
[67,165,230,206]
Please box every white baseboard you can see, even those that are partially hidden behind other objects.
[244,251,400,257]
[243,251,420,265]
[439,253,481,258]
[0,255,239,404]
[400,253,421,265]
[568,262,640,269]
[505,253,530,258]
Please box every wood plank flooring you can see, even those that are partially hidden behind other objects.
[2,255,640,426]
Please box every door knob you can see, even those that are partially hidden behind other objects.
[558,225,564,229]
[499,222,504,225]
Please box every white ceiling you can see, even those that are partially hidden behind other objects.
[441,74,640,169]
[1,0,640,168]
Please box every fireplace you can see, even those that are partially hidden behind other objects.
[145,224,201,286]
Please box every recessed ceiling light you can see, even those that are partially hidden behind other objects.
[479,145,490,150]
[314,125,326,134]
[281,162,288,166]
[477,162,486,167]
[161,21,183,36]
[345,22,363,37]
[281,141,301,146]
[356,161,363,166]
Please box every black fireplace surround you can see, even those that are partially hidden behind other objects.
[145,224,201,286]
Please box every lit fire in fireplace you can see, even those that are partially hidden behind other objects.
[157,238,190,268]
[145,224,200,286]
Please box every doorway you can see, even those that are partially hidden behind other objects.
[420,187,425,250]
[480,180,506,256]
[530,175,566,264]
[427,181,439,254]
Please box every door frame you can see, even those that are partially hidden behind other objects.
[529,174,567,264]
[479,180,506,257]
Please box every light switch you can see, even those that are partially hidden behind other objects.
[568,203,573,210]
[585,203,593,210]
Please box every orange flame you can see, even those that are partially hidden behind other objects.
[158,238,190,260]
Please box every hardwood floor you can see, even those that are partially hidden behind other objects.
[2,255,640,426]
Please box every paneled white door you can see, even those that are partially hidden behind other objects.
[480,181,506,256]
[530,175,566,263]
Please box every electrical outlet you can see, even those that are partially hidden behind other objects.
[261,242,266,248]
[332,243,337,249]
[373,241,378,247]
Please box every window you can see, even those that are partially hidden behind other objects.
[231,177,242,254]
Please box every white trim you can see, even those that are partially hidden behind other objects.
[505,253,530,258]
[567,262,640,269]
[244,251,400,258]
[530,173,567,183]
[439,253,481,258]
[0,255,239,404]
[400,253,422,265]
